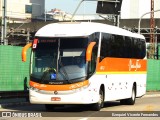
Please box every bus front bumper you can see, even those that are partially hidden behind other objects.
[29,88,99,105]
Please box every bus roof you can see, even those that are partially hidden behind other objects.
[35,22,145,39]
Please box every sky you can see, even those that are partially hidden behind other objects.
[45,0,160,19]
[45,0,97,14]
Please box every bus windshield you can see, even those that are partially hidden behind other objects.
[31,37,88,84]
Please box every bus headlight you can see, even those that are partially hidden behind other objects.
[30,87,39,92]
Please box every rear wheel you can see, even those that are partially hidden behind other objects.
[127,86,136,105]
[92,89,104,111]
[120,86,136,105]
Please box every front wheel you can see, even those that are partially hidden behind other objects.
[92,89,104,111]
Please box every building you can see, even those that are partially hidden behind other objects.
[0,0,45,23]
[121,0,160,19]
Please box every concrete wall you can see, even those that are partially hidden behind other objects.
[121,0,160,19]
[0,0,45,23]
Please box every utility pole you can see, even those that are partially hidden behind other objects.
[150,0,155,58]
[114,15,120,27]
[26,28,30,44]
[1,0,7,45]
[44,10,47,22]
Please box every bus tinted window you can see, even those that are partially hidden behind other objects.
[100,33,146,61]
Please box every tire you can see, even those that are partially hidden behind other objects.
[92,89,104,111]
[127,86,136,105]
[120,86,136,105]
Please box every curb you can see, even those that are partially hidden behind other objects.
[143,94,160,98]
[145,91,160,98]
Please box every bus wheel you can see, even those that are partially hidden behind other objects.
[92,89,104,111]
[120,86,136,105]
[45,104,55,111]
[127,86,136,105]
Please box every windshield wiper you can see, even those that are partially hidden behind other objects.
[69,76,86,81]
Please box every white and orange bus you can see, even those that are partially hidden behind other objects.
[22,22,147,111]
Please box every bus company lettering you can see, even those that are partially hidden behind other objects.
[33,83,47,88]
[128,59,141,71]
[69,82,84,89]
[100,66,105,70]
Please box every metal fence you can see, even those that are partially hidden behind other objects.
[0,45,30,92]
[0,45,159,95]
[147,59,160,91]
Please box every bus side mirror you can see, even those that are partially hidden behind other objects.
[22,43,32,62]
[86,42,96,62]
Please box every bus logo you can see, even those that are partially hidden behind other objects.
[128,59,141,71]
[54,91,58,95]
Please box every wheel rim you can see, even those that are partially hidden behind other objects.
[132,89,135,101]
[98,90,104,107]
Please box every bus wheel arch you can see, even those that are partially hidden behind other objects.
[129,82,137,105]
[120,83,137,105]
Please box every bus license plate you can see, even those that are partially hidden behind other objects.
[51,97,61,101]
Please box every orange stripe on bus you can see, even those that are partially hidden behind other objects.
[96,71,147,75]
[96,57,147,72]
[30,80,89,91]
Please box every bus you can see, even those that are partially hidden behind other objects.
[22,22,147,111]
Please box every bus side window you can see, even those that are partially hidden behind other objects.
[137,39,146,59]
[125,37,132,58]
[100,33,111,61]
[141,40,146,58]
[100,35,105,61]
